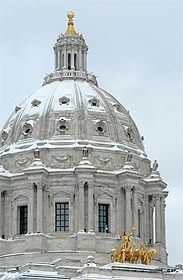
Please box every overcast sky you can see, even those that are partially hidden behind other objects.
[0,0,182,266]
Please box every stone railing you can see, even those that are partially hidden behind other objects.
[42,70,98,86]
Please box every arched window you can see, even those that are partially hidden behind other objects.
[68,53,71,70]
[74,54,77,70]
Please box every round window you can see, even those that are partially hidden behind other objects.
[97,126,104,133]
[59,125,67,131]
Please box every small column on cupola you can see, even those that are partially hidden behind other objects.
[53,11,88,72]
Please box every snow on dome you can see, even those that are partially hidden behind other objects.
[0,79,148,175]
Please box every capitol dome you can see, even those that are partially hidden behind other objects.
[0,12,168,271]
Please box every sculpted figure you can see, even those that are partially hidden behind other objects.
[148,248,157,265]
[152,160,158,171]
[82,146,88,158]
[110,246,120,263]
[126,151,132,163]
[120,247,126,263]
[121,231,133,249]
[126,241,136,263]
[142,247,149,265]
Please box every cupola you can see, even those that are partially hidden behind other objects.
[42,12,96,86]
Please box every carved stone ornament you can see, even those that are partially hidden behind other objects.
[152,160,158,171]
[95,120,106,134]
[113,103,123,113]
[52,154,71,162]
[15,157,31,167]
[59,96,70,105]
[125,126,134,142]
[89,97,100,107]
[22,123,33,136]
[57,118,68,132]
[95,155,110,165]
[15,106,21,113]
[31,99,41,107]
[126,151,132,162]
[1,131,8,142]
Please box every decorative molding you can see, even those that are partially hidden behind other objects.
[15,157,32,167]
[31,99,41,107]
[52,154,71,162]
[95,155,110,165]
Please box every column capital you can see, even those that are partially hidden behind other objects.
[125,186,132,192]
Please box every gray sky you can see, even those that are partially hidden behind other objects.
[0,0,182,266]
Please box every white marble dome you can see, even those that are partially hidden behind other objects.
[0,78,148,174]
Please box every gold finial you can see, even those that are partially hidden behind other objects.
[64,11,77,37]
[131,226,136,233]
[67,11,74,20]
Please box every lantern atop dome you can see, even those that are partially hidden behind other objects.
[42,12,99,86]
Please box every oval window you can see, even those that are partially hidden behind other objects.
[97,126,104,133]
[59,125,67,131]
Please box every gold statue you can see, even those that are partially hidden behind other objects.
[121,231,133,249]
[110,227,157,265]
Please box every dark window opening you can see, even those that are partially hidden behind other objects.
[59,125,67,131]
[92,102,97,106]
[138,209,141,237]
[74,54,77,70]
[61,101,67,104]
[55,203,69,232]
[25,128,31,134]
[20,206,28,235]
[98,204,108,233]
[68,53,71,70]
[97,126,104,133]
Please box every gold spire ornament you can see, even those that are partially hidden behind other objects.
[64,11,77,37]
[110,228,157,265]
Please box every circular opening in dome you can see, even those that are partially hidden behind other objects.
[25,128,31,134]
[97,126,104,133]
[59,125,67,131]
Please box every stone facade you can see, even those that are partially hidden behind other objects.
[0,12,171,278]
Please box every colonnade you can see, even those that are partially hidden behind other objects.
[0,184,166,246]
[54,46,87,72]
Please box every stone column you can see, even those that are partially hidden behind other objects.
[116,190,121,235]
[155,194,161,243]
[111,199,116,234]
[149,200,154,244]
[54,50,57,70]
[58,48,61,70]
[161,196,166,245]
[88,182,93,231]
[37,183,43,232]
[50,198,54,232]
[125,187,131,233]
[78,47,82,70]
[0,188,2,237]
[70,195,74,232]
[28,183,34,232]
[83,49,87,71]
[133,188,138,236]
[93,195,98,232]
[71,47,74,69]
[79,183,84,231]
[63,47,67,69]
